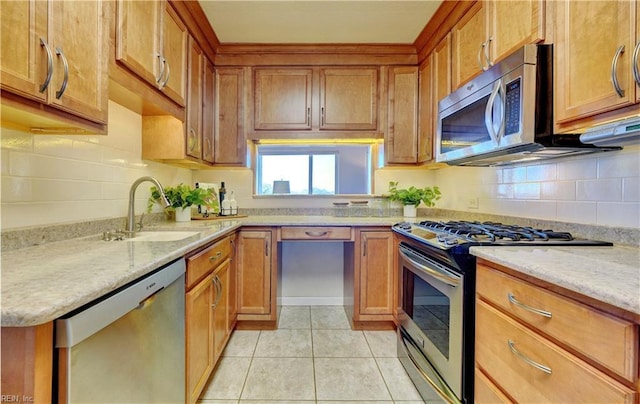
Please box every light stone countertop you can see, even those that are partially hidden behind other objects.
[3,214,639,326]
[470,245,640,318]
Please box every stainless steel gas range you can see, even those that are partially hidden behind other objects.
[392,220,612,403]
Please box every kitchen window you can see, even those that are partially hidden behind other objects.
[256,144,372,195]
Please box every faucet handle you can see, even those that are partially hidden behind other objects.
[136,213,145,232]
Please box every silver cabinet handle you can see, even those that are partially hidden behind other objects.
[304,231,328,237]
[230,239,235,262]
[477,41,487,71]
[508,340,552,374]
[188,128,197,152]
[211,277,218,308]
[156,54,165,84]
[306,107,311,126]
[484,36,493,68]
[55,47,69,99]
[214,275,222,307]
[611,45,625,98]
[39,38,54,93]
[208,251,222,262]
[321,107,325,126]
[161,60,171,88]
[632,42,640,87]
[265,239,269,256]
[507,293,552,318]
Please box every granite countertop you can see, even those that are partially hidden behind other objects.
[3,215,639,327]
[470,245,640,318]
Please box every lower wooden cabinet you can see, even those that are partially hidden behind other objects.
[344,228,395,329]
[185,236,235,403]
[475,259,638,403]
[236,228,277,327]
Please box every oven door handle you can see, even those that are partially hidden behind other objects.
[399,246,460,287]
[399,328,461,404]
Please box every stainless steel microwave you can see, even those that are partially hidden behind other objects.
[435,44,619,166]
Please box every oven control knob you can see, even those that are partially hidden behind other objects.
[398,222,412,231]
[442,236,459,246]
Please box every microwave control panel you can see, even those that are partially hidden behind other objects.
[504,78,521,136]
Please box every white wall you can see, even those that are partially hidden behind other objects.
[2,101,639,230]
[1,101,192,229]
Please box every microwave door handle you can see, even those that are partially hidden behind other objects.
[496,81,506,143]
[484,79,502,144]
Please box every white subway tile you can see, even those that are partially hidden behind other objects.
[514,183,540,199]
[557,201,597,225]
[1,176,33,202]
[541,181,576,200]
[597,202,640,228]
[491,184,514,199]
[598,149,640,178]
[526,163,557,182]
[0,128,33,152]
[34,136,74,158]
[502,166,526,183]
[8,151,34,177]
[557,157,597,180]
[576,179,622,201]
[623,177,640,202]
[523,200,557,220]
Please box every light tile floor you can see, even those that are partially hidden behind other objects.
[199,306,426,404]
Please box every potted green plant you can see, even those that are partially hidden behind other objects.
[387,181,441,217]
[147,183,218,221]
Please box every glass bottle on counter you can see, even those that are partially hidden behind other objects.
[229,191,238,215]
[218,181,226,209]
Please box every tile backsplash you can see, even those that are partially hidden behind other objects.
[1,101,638,231]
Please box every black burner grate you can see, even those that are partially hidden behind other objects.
[418,220,574,243]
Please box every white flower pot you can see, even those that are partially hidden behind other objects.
[174,207,192,222]
[403,205,417,218]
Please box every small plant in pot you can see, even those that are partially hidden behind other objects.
[387,181,441,217]
[147,183,218,221]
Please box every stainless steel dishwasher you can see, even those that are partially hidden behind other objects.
[55,258,185,403]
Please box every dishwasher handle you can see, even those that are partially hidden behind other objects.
[56,259,185,348]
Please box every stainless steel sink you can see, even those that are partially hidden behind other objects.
[125,231,200,242]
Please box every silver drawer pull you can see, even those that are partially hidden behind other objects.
[508,340,552,374]
[611,45,625,98]
[508,293,552,318]
[209,251,222,262]
[305,231,328,237]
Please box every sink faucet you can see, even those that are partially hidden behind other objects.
[126,176,170,237]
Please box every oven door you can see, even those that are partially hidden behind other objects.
[397,243,463,403]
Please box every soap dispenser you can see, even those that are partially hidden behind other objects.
[229,191,238,216]
[221,192,231,216]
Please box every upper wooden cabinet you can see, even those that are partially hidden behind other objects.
[452,0,545,90]
[186,36,203,160]
[417,54,435,163]
[251,66,380,136]
[554,0,637,124]
[385,66,419,164]
[115,0,187,106]
[253,68,313,131]
[1,0,108,130]
[215,67,247,166]
[319,68,378,131]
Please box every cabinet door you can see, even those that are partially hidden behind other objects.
[160,3,187,106]
[202,59,215,164]
[236,230,272,315]
[186,273,215,404]
[487,0,545,65]
[115,0,162,87]
[452,1,486,89]
[186,37,203,160]
[358,231,394,316]
[319,68,378,130]
[385,66,419,164]
[49,0,108,123]
[215,67,246,165]
[555,0,635,123]
[0,0,48,102]
[434,33,452,116]
[212,260,230,360]
[253,68,313,130]
[417,54,434,163]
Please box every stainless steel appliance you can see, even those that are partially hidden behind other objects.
[393,221,612,403]
[56,259,186,403]
[436,44,620,166]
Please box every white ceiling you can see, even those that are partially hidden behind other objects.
[199,1,443,44]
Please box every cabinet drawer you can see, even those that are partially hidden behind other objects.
[474,367,513,404]
[476,300,636,403]
[476,263,638,382]
[280,226,352,240]
[186,237,231,289]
